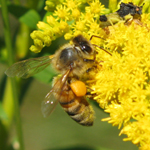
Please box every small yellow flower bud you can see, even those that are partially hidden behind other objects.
[72,9,80,19]
[44,1,56,11]
[37,22,51,31]
[30,31,45,40]
[47,16,57,26]
[29,45,42,53]
[59,21,69,32]
[53,27,61,35]
[43,36,51,46]
[74,30,82,36]
[45,1,55,8]
[76,21,86,31]
[64,32,73,40]
[34,39,43,49]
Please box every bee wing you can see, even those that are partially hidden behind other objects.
[41,90,59,118]
[41,69,71,118]
[5,55,52,78]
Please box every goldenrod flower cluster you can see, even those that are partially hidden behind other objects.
[30,0,150,149]
[30,0,105,53]
[91,18,150,149]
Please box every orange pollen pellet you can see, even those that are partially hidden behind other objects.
[70,80,87,97]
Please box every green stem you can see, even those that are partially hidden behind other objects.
[16,24,31,59]
[0,0,24,150]
[2,78,15,130]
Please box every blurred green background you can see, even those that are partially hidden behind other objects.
[0,0,138,149]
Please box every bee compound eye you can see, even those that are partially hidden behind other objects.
[70,80,87,97]
[81,44,92,54]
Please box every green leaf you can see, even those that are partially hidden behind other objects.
[8,4,41,29]
[95,146,113,150]
[0,102,8,121]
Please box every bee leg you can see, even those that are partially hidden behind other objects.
[84,59,97,73]
[86,65,98,73]
[86,92,96,99]
[92,44,112,56]
[86,87,97,99]
[86,67,93,73]
[83,58,95,62]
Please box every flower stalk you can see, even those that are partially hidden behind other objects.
[0,0,24,149]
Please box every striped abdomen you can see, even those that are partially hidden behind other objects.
[55,84,94,126]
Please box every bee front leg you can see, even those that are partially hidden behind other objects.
[83,58,95,62]
[82,58,96,73]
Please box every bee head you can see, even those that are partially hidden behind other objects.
[73,35,93,54]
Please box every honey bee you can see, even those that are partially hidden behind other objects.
[5,35,100,126]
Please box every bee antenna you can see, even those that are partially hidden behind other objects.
[92,44,112,56]
[89,35,112,56]
[90,35,105,41]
